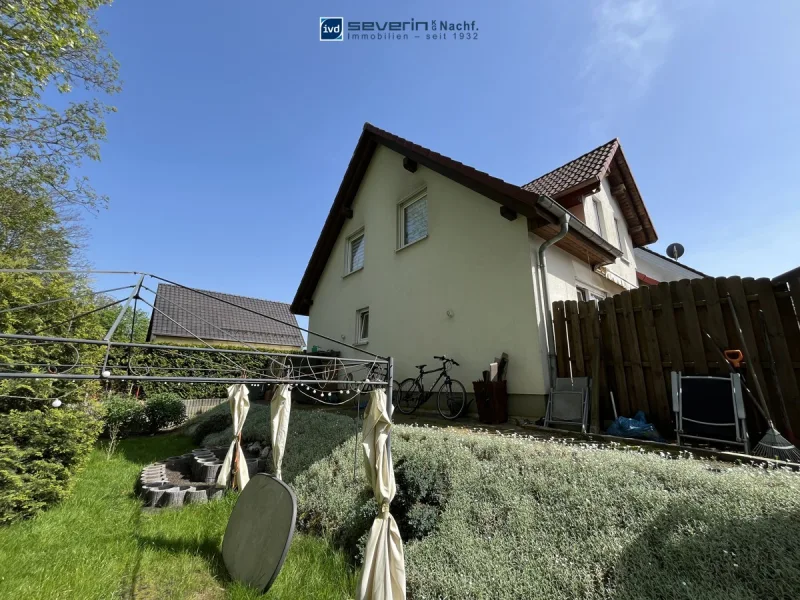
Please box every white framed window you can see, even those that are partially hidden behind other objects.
[345,229,365,275]
[356,307,369,344]
[592,198,606,239]
[614,218,630,264]
[576,282,606,304]
[398,189,428,249]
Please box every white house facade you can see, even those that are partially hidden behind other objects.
[293,124,658,417]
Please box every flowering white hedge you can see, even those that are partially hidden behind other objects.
[189,408,800,599]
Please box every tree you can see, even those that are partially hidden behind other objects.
[95,301,150,343]
[0,0,120,215]
[0,188,75,268]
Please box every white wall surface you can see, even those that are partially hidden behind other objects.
[634,248,704,283]
[307,145,547,403]
[581,178,639,290]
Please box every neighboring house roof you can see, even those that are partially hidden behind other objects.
[147,283,305,348]
[523,139,657,248]
[633,246,709,284]
[291,123,647,316]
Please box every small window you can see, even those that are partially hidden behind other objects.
[346,230,365,274]
[614,218,630,264]
[398,191,428,249]
[577,285,605,304]
[356,308,369,344]
[592,198,606,239]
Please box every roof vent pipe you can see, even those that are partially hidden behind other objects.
[537,198,570,389]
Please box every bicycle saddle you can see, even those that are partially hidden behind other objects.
[415,364,427,369]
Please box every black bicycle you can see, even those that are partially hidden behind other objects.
[396,356,467,420]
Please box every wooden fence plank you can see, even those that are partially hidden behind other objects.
[719,276,768,434]
[753,278,800,433]
[674,279,707,375]
[565,301,585,377]
[588,302,602,433]
[619,291,648,414]
[653,282,684,374]
[601,296,629,416]
[701,277,729,351]
[639,286,671,430]
[579,301,594,378]
[553,302,570,378]
[630,290,655,419]
[773,281,800,440]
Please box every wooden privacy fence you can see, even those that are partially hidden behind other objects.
[552,275,800,440]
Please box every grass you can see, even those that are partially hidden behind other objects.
[0,434,356,600]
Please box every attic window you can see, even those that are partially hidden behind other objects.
[591,198,607,239]
[398,189,428,249]
[614,218,630,264]
[346,229,365,275]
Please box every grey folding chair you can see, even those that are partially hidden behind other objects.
[671,371,749,453]
[544,377,591,433]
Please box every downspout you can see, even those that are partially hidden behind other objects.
[537,198,570,389]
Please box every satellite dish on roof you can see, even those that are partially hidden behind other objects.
[666,242,685,261]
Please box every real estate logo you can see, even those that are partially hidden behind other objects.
[320,17,343,41]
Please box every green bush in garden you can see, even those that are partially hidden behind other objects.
[0,407,103,523]
[143,393,186,433]
[183,406,800,598]
[292,425,800,600]
[102,394,147,437]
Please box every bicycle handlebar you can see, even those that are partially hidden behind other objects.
[433,355,460,367]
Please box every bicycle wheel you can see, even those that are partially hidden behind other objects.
[437,379,467,420]
[396,378,423,414]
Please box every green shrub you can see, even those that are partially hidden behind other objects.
[187,402,232,445]
[0,407,102,523]
[143,393,186,433]
[292,424,800,600]
[102,394,147,437]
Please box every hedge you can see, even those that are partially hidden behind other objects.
[189,407,800,599]
[108,344,304,399]
[0,406,103,523]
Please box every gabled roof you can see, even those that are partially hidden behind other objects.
[148,284,305,348]
[523,139,618,197]
[523,139,657,247]
[291,123,630,315]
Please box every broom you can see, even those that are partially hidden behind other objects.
[725,296,800,462]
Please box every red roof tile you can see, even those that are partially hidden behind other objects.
[522,139,619,197]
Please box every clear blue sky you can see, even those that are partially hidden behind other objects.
[82,0,800,323]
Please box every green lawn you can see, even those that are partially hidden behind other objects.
[0,434,356,600]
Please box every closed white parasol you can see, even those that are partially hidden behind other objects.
[270,384,292,480]
[216,383,251,490]
[356,388,406,600]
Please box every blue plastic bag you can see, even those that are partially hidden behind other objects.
[606,411,664,442]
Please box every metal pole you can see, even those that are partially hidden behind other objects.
[0,333,383,362]
[0,285,134,316]
[0,372,385,384]
[103,275,145,342]
[386,356,394,467]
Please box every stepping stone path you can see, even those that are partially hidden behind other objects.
[137,447,267,509]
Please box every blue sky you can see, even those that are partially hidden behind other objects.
[81,0,800,322]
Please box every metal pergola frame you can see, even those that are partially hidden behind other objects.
[0,269,395,413]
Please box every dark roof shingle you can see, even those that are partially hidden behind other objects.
[522,139,619,196]
[149,284,304,348]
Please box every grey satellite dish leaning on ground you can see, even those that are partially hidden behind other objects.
[222,474,297,593]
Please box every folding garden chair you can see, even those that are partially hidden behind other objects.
[544,376,591,433]
[671,371,749,453]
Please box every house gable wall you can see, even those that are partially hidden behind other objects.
[307,145,546,401]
